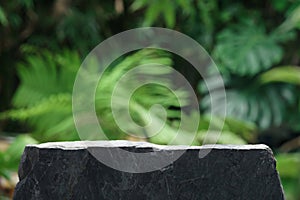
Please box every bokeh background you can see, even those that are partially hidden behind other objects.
[0,0,300,199]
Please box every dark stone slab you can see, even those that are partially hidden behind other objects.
[13,140,285,200]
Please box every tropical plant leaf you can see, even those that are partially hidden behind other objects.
[200,81,297,129]
[198,130,247,145]
[3,135,37,171]
[95,49,192,141]
[13,50,80,108]
[278,4,300,32]
[259,66,300,85]
[197,114,256,143]
[214,23,284,76]
[276,153,300,178]
[6,50,81,141]
[130,0,194,28]
[0,6,8,26]
[3,49,194,144]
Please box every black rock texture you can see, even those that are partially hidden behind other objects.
[14,140,285,200]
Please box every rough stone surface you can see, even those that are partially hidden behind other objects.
[14,140,285,200]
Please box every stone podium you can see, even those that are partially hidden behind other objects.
[13,140,284,200]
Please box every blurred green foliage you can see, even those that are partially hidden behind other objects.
[0,0,300,199]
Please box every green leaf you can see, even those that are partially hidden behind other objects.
[198,130,247,145]
[200,80,297,129]
[21,0,34,9]
[0,50,81,141]
[278,5,300,32]
[224,117,257,141]
[130,0,148,11]
[4,135,37,170]
[259,66,300,85]
[133,0,178,27]
[163,2,176,28]
[276,153,300,178]
[0,152,11,179]
[95,49,191,141]
[214,24,283,76]
[6,48,192,144]
[0,6,8,26]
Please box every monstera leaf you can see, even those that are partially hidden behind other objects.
[259,65,300,131]
[213,23,285,76]
[200,79,298,129]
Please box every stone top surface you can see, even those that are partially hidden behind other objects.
[27,140,270,151]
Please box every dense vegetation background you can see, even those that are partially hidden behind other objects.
[0,0,300,199]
